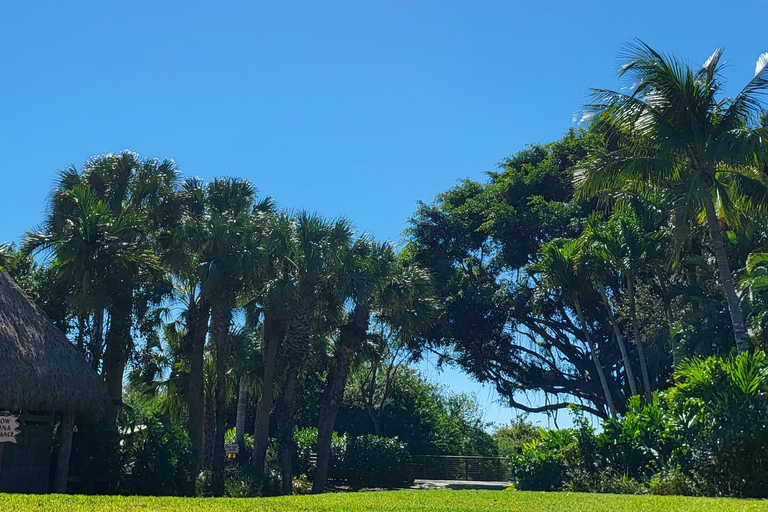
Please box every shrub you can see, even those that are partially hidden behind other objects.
[511,428,579,491]
[649,467,696,496]
[293,428,411,488]
[341,435,412,488]
[292,474,312,495]
[668,350,768,498]
[224,470,258,497]
[118,413,193,496]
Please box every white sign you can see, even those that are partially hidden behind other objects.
[0,416,19,443]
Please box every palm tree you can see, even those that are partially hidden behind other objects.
[312,241,434,493]
[578,42,768,354]
[273,212,352,494]
[24,152,179,415]
[530,240,618,417]
[198,177,262,496]
[250,213,294,480]
[578,220,640,398]
[161,177,212,477]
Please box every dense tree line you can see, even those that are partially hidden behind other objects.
[405,42,768,419]
[2,41,768,497]
[0,157,438,495]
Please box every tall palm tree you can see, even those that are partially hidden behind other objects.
[250,213,295,480]
[578,221,640,398]
[161,177,213,477]
[578,42,768,354]
[312,242,434,493]
[273,212,352,494]
[198,177,262,496]
[530,240,618,417]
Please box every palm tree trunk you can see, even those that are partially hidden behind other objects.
[574,300,617,418]
[702,191,750,354]
[275,367,299,495]
[273,290,317,495]
[597,282,639,397]
[188,296,210,477]
[235,374,248,453]
[103,292,133,420]
[626,276,653,401]
[210,300,233,497]
[76,315,86,355]
[90,311,104,372]
[313,306,368,494]
[654,269,682,371]
[252,309,289,477]
[203,388,216,470]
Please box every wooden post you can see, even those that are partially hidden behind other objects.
[53,411,75,494]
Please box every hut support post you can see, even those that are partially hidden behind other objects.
[53,412,75,493]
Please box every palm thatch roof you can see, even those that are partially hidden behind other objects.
[0,269,108,413]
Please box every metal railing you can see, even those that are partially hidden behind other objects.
[409,455,510,481]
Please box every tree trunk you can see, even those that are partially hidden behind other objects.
[313,306,368,494]
[275,368,299,495]
[252,309,289,477]
[203,388,215,471]
[574,300,617,418]
[702,191,750,354]
[597,282,638,397]
[274,290,317,495]
[90,310,104,372]
[53,411,75,494]
[75,316,86,355]
[103,292,133,420]
[626,276,653,401]
[210,300,233,497]
[235,374,248,453]
[187,296,210,478]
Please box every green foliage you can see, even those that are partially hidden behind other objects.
[293,428,411,488]
[510,351,768,498]
[649,467,697,496]
[118,413,194,496]
[493,416,539,458]
[341,435,412,488]
[668,351,768,497]
[224,471,258,498]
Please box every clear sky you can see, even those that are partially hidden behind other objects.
[2,0,767,427]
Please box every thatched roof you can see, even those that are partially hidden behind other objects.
[0,269,108,413]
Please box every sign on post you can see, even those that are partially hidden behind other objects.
[0,416,20,443]
[225,443,239,459]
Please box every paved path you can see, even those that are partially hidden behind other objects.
[412,479,512,490]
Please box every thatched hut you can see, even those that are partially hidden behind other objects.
[0,269,108,493]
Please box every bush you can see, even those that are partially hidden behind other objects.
[118,413,193,496]
[511,428,578,491]
[649,467,696,496]
[224,470,258,498]
[341,435,412,488]
[668,351,768,498]
[293,428,411,488]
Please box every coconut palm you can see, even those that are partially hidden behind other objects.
[578,41,768,354]
[530,240,618,417]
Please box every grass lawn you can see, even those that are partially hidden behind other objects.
[2,490,768,512]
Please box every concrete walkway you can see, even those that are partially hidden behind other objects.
[412,479,512,491]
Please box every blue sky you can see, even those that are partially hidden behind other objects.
[2,0,767,427]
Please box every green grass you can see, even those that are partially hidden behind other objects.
[1,490,767,512]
